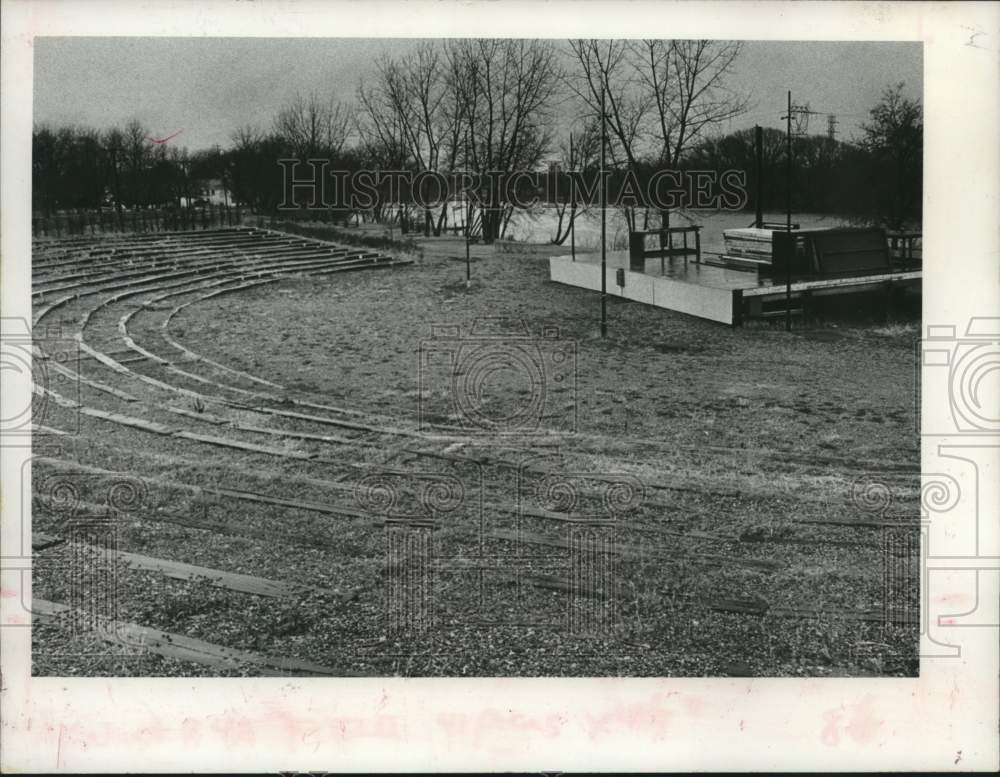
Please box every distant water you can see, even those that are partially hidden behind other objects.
[505,208,855,253]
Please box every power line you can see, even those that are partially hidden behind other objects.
[782,91,794,332]
[789,103,816,135]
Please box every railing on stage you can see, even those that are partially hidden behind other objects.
[628,226,701,273]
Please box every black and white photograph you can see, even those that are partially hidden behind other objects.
[1,0,998,772]
[26,34,925,678]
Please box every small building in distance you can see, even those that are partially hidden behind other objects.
[179,178,230,207]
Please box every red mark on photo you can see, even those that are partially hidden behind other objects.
[147,129,183,144]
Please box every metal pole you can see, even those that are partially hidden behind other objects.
[600,83,607,339]
[465,129,471,288]
[570,132,575,261]
[754,125,764,229]
[785,91,792,332]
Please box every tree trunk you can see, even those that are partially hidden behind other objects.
[434,203,448,236]
[482,208,503,244]
[552,202,569,244]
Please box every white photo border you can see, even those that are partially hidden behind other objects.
[2,0,998,772]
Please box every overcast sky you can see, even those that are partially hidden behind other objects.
[34,38,922,151]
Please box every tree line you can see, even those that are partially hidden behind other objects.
[685,83,922,227]
[32,40,923,239]
[32,119,230,216]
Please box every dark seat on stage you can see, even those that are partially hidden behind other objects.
[768,227,891,279]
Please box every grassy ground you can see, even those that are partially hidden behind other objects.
[32,228,920,677]
[193,232,919,456]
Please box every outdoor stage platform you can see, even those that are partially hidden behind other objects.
[549,250,921,326]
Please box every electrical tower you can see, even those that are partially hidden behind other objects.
[789,102,815,135]
[827,114,838,141]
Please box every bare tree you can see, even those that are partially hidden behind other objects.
[566,40,651,231]
[632,40,748,167]
[551,117,600,245]
[32,125,59,216]
[102,126,124,213]
[231,124,263,151]
[860,82,922,228]
[568,39,748,230]
[447,39,563,242]
[356,39,560,240]
[166,145,192,207]
[567,40,650,170]
[122,119,150,208]
[356,81,409,166]
[274,92,352,158]
[377,43,448,171]
[633,40,748,228]
[370,42,460,234]
[355,82,411,225]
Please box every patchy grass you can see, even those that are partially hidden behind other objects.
[32,230,919,677]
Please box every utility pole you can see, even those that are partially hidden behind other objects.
[778,95,817,331]
[784,90,793,332]
[754,125,764,229]
[600,81,608,339]
[827,114,838,142]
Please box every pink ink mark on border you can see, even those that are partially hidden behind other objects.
[820,696,885,747]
